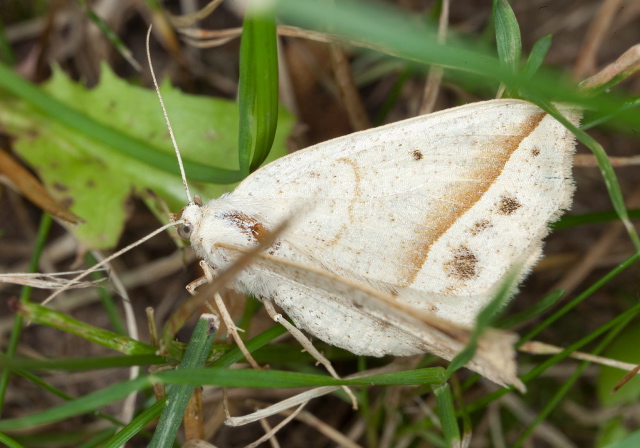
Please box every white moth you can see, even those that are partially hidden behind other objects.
[177,99,579,361]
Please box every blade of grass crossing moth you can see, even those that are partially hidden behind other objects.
[149,314,219,448]
[0,62,242,183]
[238,5,279,175]
[211,323,288,368]
[0,366,446,432]
[0,213,52,418]
[493,0,522,98]
[445,266,520,377]
[531,96,640,252]
[521,34,552,80]
[432,382,461,446]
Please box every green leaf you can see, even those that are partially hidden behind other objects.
[0,64,293,248]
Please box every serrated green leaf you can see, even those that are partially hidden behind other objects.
[0,65,293,248]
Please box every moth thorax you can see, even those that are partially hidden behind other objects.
[196,210,271,269]
[218,211,269,245]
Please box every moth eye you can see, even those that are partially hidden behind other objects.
[177,224,192,240]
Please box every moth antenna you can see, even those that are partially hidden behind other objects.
[41,220,185,306]
[145,26,193,204]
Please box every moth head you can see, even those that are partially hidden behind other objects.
[175,201,203,241]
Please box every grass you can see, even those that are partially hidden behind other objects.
[1,0,640,447]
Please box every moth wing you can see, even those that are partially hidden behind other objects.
[241,248,525,391]
[230,99,579,324]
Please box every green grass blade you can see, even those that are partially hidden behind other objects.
[432,382,460,446]
[238,5,279,175]
[513,304,638,448]
[101,400,165,448]
[554,209,640,230]
[446,266,519,376]
[519,253,639,346]
[581,96,640,130]
[211,324,289,368]
[493,0,521,97]
[0,354,165,371]
[0,432,23,448]
[76,0,141,71]
[12,301,157,356]
[0,213,51,417]
[149,314,218,448]
[0,367,445,431]
[522,34,552,80]
[0,376,151,431]
[466,301,640,415]
[497,289,564,329]
[520,302,640,384]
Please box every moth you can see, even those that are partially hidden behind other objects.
[176,99,580,363]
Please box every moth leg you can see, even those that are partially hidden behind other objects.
[185,275,208,295]
[193,260,262,370]
[212,291,261,370]
[262,298,358,410]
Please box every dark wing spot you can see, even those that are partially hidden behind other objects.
[469,219,492,236]
[412,150,424,160]
[496,195,522,215]
[531,147,541,157]
[444,246,478,281]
